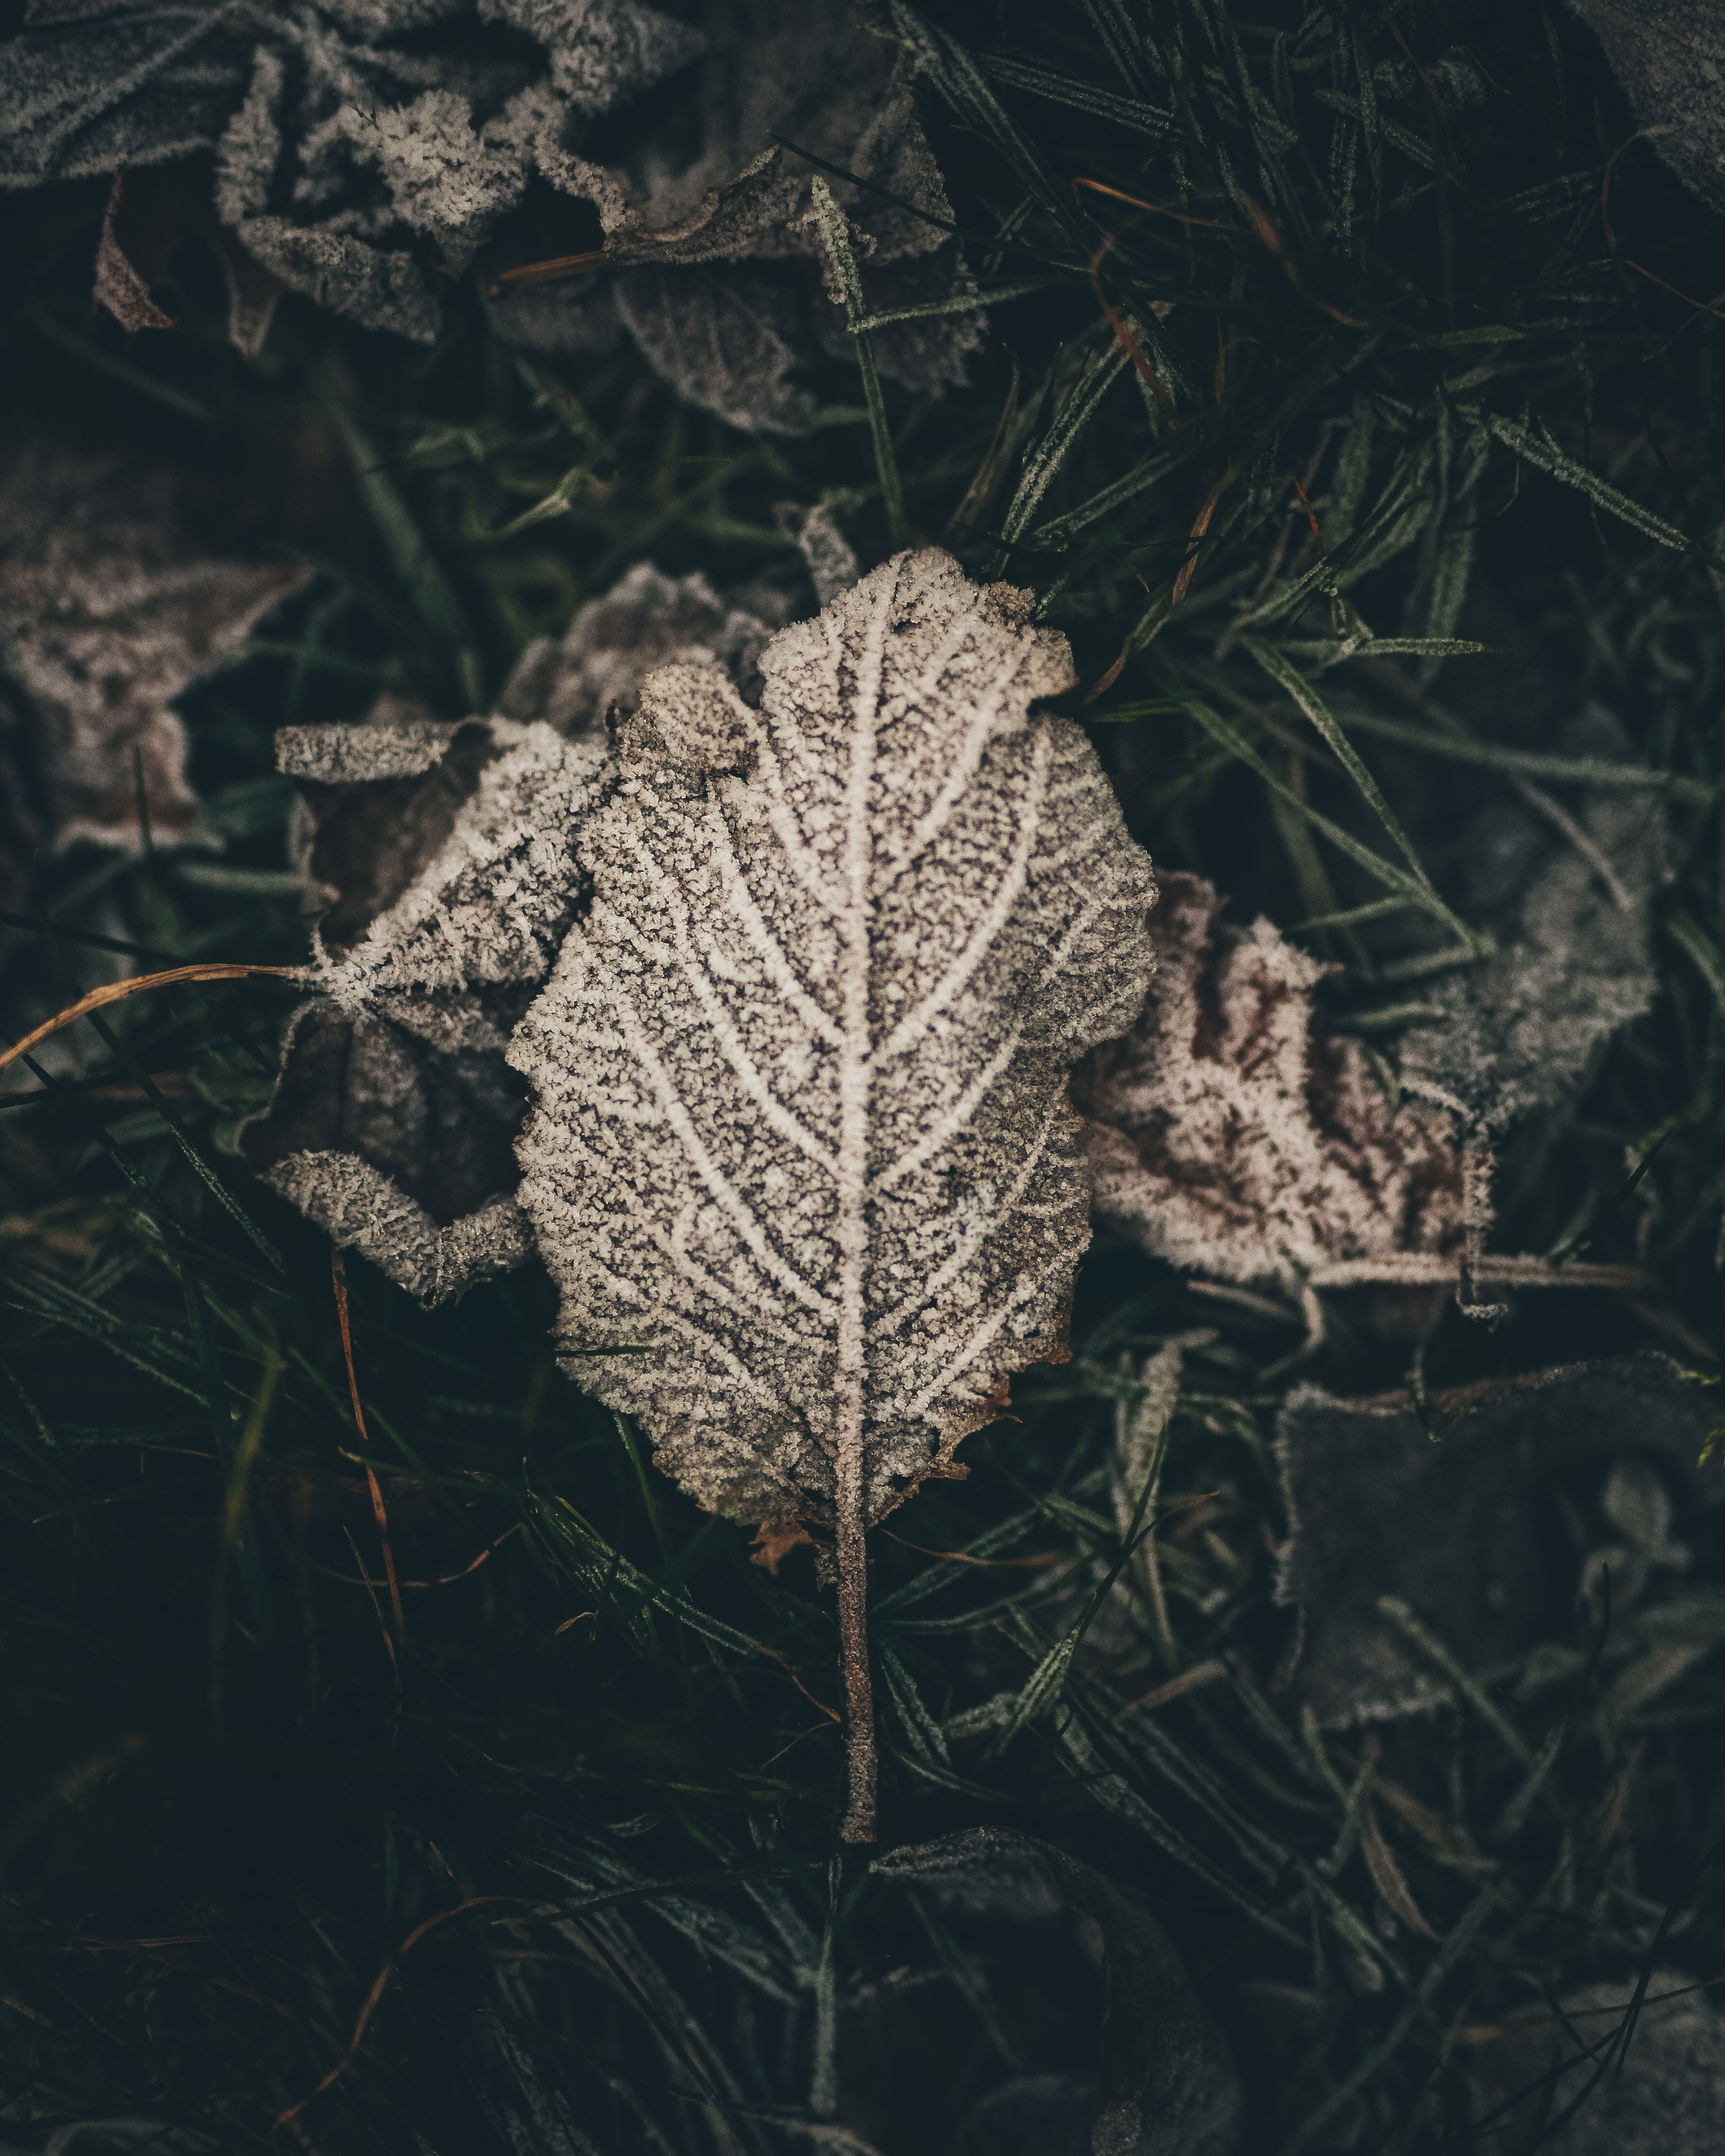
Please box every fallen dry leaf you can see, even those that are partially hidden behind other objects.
[1274,1353,1713,1726]
[0,438,304,870]
[249,562,784,1301]
[1075,872,1465,1311]
[1570,0,1725,213]
[1398,738,1665,1138]
[507,549,1158,1835]
[872,1827,1242,2156]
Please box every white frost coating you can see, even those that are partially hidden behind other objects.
[317,718,611,998]
[495,562,778,738]
[263,1151,534,1304]
[1398,780,1661,1137]
[1077,874,1462,1303]
[508,548,1156,1838]
[246,717,613,1303]
[276,718,465,781]
[508,550,1157,1520]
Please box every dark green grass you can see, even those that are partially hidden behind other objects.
[2,2,1724,2148]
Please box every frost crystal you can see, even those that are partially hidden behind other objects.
[0,0,981,426]
[1075,873,1463,1307]
[507,549,1157,1834]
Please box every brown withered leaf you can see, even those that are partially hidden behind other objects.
[0,439,304,866]
[507,550,1158,1837]
[1074,873,1465,1315]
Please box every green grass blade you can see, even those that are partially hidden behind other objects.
[1243,636,1439,893]
[1175,691,1482,948]
[810,177,907,548]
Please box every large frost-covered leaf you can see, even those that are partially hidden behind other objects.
[509,549,1157,1524]
[1076,873,1463,1308]
[507,548,1157,1833]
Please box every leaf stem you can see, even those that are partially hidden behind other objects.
[836,1486,877,1843]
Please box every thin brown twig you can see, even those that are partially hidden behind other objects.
[486,247,606,299]
[275,1898,526,2123]
[1454,1971,1725,2045]
[0,963,305,1077]
[308,1523,521,1592]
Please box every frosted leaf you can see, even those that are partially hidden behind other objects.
[0,438,305,862]
[1570,1,1725,213]
[251,560,776,1301]
[774,501,860,608]
[0,12,243,187]
[1274,1354,1711,1727]
[485,0,705,116]
[252,1028,536,1304]
[231,216,444,343]
[1075,874,1463,1304]
[1482,1973,1725,2154]
[613,265,817,436]
[0,0,703,341]
[489,0,985,427]
[1398,725,1664,1136]
[318,716,610,1002]
[245,714,610,1299]
[506,548,1157,1834]
[495,562,781,737]
[872,1829,1242,2156]
[1,0,977,417]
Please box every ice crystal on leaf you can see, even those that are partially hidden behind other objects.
[507,549,1157,1835]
